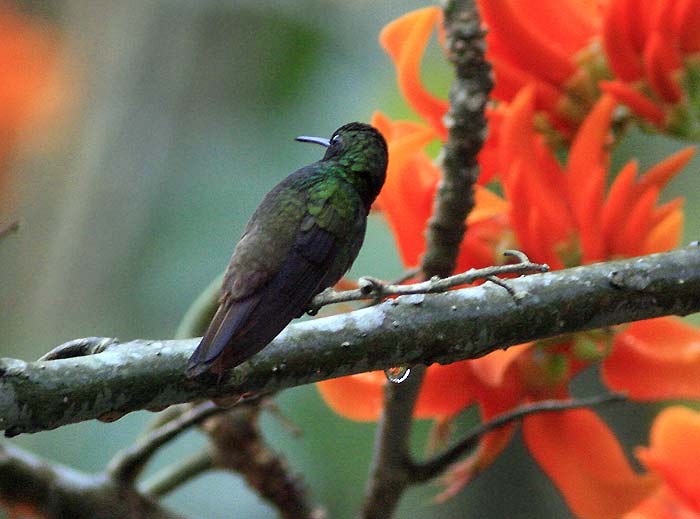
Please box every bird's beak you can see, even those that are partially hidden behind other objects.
[295,135,331,147]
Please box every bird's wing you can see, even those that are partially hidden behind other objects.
[186,187,359,377]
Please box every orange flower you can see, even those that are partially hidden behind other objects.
[523,409,659,519]
[481,0,700,138]
[371,111,509,271]
[0,3,67,203]
[320,4,700,517]
[378,7,502,185]
[379,7,448,140]
[457,88,700,517]
[383,2,700,146]
[477,0,605,136]
[319,84,700,517]
[599,0,700,136]
[498,86,694,269]
[622,406,700,518]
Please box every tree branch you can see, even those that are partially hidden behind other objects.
[308,250,546,312]
[203,403,318,519]
[421,0,492,279]
[362,2,494,515]
[0,246,696,436]
[0,443,183,519]
[107,401,223,483]
[408,392,627,482]
[361,364,426,519]
[141,450,213,497]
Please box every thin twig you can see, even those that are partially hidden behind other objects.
[308,250,547,313]
[107,401,223,483]
[142,404,191,435]
[39,337,118,361]
[141,449,214,497]
[409,392,628,482]
[0,220,19,241]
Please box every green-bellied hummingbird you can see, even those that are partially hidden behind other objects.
[186,122,388,378]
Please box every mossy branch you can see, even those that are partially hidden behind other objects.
[0,246,698,436]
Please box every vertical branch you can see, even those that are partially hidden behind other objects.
[362,1,492,517]
[361,364,426,518]
[422,0,493,279]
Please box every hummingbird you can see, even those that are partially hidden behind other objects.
[186,122,388,378]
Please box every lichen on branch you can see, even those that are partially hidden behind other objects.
[0,246,698,436]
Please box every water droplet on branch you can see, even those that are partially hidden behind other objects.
[384,366,411,384]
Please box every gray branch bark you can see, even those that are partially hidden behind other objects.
[363,1,494,515]
[421,0,492,278]
[0,443,183,519]
[1,246,699,436]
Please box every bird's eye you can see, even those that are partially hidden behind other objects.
[330,134,341,145]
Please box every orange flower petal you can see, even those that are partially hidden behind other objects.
[636,406,700,513]
[524,159,572,243]
[603,317,700,399]
[381,154,438,267]
[601,160,638,249]
[566,95,615,232]
[489,55,564,113]
[612,186,659,257]
[602,0,645,81]
[623,487,700,519]
[469,344,530,388]
[643,204,683,254]
[477,107,502,184]
[467,185,508,224]
[636,147,695,196]
[651,197,684,227]
[371,112,439,267]
[414,362,477,419]
[523,408,658,519]
[505,161,538,260]
[498,85,538,176]
[644,31,683,103]
[577,165,606,262]
[456,215,510,270]
[316,372,386,421]
[379,7,448,139]
[627,0,657,51]
[478,0,577,85]
[516,0,599,54]
[528,206,566,269]
[566,93,615,182]
[675,0,700,52]
[600,80,666,126]
[439,363,526,499]
[318,361,501,423]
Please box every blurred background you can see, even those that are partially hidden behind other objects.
[0,1,698,518]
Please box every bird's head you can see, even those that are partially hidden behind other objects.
[296,122,388,202]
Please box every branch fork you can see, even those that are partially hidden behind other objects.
[307,250,548,315]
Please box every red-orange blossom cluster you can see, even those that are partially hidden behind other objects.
[317,2,700,518]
